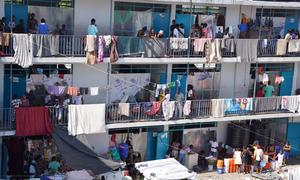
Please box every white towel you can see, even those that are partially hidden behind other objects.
[68,104,106,136]
[183,100,192,116]
[211,99,225,118]
[89,87,99,96]
[85,35,96,52]
[118,103,130,116]
[103,35,112,47]
[13,34,33,68]
[162,101,175,120]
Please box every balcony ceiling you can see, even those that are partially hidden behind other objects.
[142,0,300,8]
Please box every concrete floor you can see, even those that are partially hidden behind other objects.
[195,156,300,180]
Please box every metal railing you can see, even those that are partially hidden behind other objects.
[3,34,300,59]
[0,96,298,130]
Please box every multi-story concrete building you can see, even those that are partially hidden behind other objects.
[1,0,300,177]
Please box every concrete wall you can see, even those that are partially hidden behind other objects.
[0,63,4,107]
[72,63,108,104]
[0,0,4,18]
[219,63,251,98]
[86,133,110,155]
[74,0,112,35]
[217,122,229,144]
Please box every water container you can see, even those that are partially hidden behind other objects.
[217,168,223,174]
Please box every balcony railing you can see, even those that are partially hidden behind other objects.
[2,34,300,59]
[0,96,298,131]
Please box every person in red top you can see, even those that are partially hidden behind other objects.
[256,82,264,97]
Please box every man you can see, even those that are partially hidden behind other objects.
[254,145,263,173]
[283,142,291,165]
[15,19,25,33]
[37,18,49,34]
[137,26,147,37]
[59,24,67,35]
[241,13,250,24]
[87,18,98,35]
[209,138,218,157]
[8,15,16,32]
[170,19,176,37]
[263,81,274,97]
[28,13,38,33]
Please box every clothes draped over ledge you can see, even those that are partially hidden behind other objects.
[13,33,33,68]
[235,39,258,62]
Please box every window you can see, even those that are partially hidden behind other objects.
[114,2,170,36]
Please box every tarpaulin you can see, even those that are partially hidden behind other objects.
[16,106,53,136]
[53,126,120,175]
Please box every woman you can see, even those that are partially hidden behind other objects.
[283,142,291,165]
[148,28,156,38]
[234,148,242,173]
[187,84,195,100]
[243,147,253,174]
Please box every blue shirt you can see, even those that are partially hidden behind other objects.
[87,24,98,35]
[239,23,248,32]
[37,23,49,34]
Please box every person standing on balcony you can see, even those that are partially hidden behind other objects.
[15,19,25,33]
[87,18,98,36]
[263,81,274,97]
[37,18,49,34]
[59,24,67,35]
[0,17,6,32]
[8,15,16,33]
[157,30,164,38]
[28,13,38,34]
[256,82,264,97]
[283,142,291,165]
[173,24,184,38]
[137,26,147,37]
[175,88,184,118]
[170,19,176,37]
[148,28,156,38]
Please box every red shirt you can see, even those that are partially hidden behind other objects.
[256,90,264,97]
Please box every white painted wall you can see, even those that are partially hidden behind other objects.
[74,0,112,35]
[0,0,4,18]
[0,63,4,107]
[219,63,250,98]
[292,62,300,95]
[217,122,229,144]
[72,63,108,104]
[86,133,110,155]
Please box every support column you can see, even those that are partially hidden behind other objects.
[166,64,172,83]
[170,4,176,26]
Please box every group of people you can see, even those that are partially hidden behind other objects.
[211,139,292,174]
[137,26,164,38]
[0,13,68,35]
[285,29,300,40]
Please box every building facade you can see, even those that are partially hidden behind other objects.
[1,0,300,177]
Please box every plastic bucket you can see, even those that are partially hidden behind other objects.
[217,168,223,174]
[208,165,214,172]
[217,160,224,168]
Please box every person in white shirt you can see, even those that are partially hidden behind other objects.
[273,149,284,171]
[209,138,218,157]
[254,145,264,173]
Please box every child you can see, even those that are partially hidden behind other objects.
[234,148,242,173]
[273,149,284,172]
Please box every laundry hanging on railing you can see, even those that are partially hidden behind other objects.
[193,38,211,53]
[85,35,97,64]
[253,97,281,112]
[281,96,300,113]
[47,85,66,96]
[16,106,53,136]
[288,40,300,53]
[13,34,33,68]
[276,39,288,55]
[118,103,130,116]
[33,34,59,57]
[143,38,167,58]
[68,104,106,136]
[169,38,189,50]
[235,39,258,62]
[206,39,222,62]
[144,101,161,116]
[211,99,225,118]
[162,100,175,121]
[221,38,235,53]
[97,36,104,63]
[183,100,191,116]
[110,36,119,63]
[0,33,10,47]
[224,98,253,115]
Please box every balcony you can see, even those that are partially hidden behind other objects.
[1,34,300,64]
[0,96,299,133]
